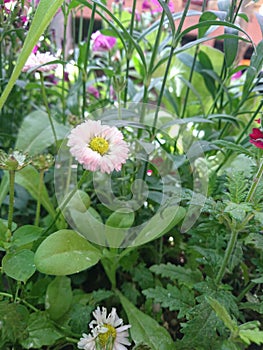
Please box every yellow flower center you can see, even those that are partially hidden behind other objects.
[89,137,109,155]
[98,324,117,348]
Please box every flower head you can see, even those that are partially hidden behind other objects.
[78,307,131,350]
[142,0,174,13]
[67,120,129,174]
[249,128,263,149]
[22,52,58,72]
[0,150,31,171]
[91,31,117,52]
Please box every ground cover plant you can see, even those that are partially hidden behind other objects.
[1,0,263,349]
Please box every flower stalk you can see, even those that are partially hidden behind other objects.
[34,168,44,227]
[39,72,58,147]
[215,228,239,285]
[7,170,15,231]
[246,157,263,202]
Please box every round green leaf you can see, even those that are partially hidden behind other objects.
[34,229,101,275]
[2,249,36,283]
[45,276,72,320]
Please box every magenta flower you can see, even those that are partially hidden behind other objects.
[22,52,58,72]
[249,128,263,149]
[67,120,129,173]
[91,31,117,52]
[142,0,174,13]
[87,86,100,99]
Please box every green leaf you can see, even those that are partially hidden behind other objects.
[15,110,69,155]
[131,206,185,246]
[34,229,101,275]
[0,0,65,110]
[177,301,223,349]
[198,11,218,38]
[45,276,72,320]
[245,232,263,250]
[143,285,195,318]
[118,292,175,350]
[0,302,29,344]
[224,202,251,222]
[12,225,43,249]
[20,311,63,349]
[213,140,252,157]
[2,249,36,283]
[15,166,57,221]
[150,263,203,288]
[243,40,263,99]
[105,209,135,247]
[224,27,239,67]
[207,296,238,333]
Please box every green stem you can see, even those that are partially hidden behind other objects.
[42,170,90,235]
[7,170,15,231]
[215,228,239,285]
[237,281,255,302]
[246,157,263,202]
[123,0,137,106]
[34,169,44,226]
[82,3,96,119]
[61,2,68,123]
[101,256,117,289]
[39,72,58,147]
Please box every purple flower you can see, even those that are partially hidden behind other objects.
[87,86,100,99]
[91,31,117,52]
[142,0,174,13]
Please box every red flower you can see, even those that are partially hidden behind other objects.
[249,128,263,149]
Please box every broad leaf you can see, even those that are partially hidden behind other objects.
[34,229,101,275]
[16,110,69,155]
[2,249,36,283]
[45,276,73,320]
[118,292,175,350]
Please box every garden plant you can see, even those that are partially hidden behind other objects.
[1,0,263,349]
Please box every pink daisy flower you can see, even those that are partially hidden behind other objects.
[78,307,131,350]
[67,120,129,174]
[22,52,58,72]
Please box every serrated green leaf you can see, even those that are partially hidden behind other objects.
[150,263,203,288]
[245,232,263,250]
[34,229,101,275]
[118,292,175,350]
[2,249,36,282]
[143,284,195,318]
[239,329,263,345]
[0,302,29,343]
[45,276,72,320]
[207,296,238,333]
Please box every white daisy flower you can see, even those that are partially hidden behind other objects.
[78,307,131,350]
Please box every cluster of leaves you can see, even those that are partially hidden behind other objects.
[1,0,263,349]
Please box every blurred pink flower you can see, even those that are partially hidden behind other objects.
[142,0,174,13]
[22,52,58,72]
[91,31,117,52]
[87,86,100,99]
[67,120,129,173]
